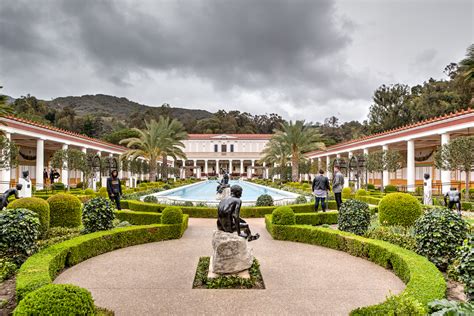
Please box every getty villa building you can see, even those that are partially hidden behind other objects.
[0,108,473,193]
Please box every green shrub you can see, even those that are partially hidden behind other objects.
[13,284,95,315]
[98,187,108,198]
[115,210,162,225]
[143,195,158,203]
[0,208,40,263]
[82,197,116,234]
[384,184,398,193]
[342,187,353,199]
[414,208,468,271]
[365,225,416,251]
[415,186,423,196]
[0,258,17,282]
[367,183,375,190]
[47,193,82,228]
[51,182,65,191]
[271,206,295,225]
[352,291,426,315]
[183,201,193,207]
[75,181,84,189]
[295,212,338,226]
[161,206,183,224]
[456,236,473,300]
[355,189,368,198]
[84,188,94,195]
[256,194,274,207]
[338,199,371,236]
[427,299,474,315]
[295,195,308,204]
[379,193,422,227]
[7,197,50,236]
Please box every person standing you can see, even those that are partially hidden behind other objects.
[312,169,330,212]
[332,166,345,210]
[106,170,123,210]
[444,187,462,215]
[43,168,49,185]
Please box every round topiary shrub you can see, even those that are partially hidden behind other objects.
[7,197,50,236]
[82,197,115,234]
[378,193,423,227]
[47,193,82,228]
[256,194,274,206]
[414,208,468,271]
[342,187,353,199]
[271,206,295,225]
[338,199,371,236]
[144,195,158,203]
[51,182,65,191]
[367,183,375,190]
[98,187,108,198]
[355,189,368,198]
[384,184,398,193]
[0,208,40,263]
[295,195,308,204]
[161,206,183,224]
[13,284,95,315]
[84,188,94,195]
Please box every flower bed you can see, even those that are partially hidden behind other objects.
[265,215,446,314]
[16,216,188,301]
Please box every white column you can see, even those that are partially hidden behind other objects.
[326,156,332,179]
[336,153,341,158]
[407,140,415,192]
[263,162,267,179]
[0,133,12,192]
[317,157,321,172]
[363,148,369,155]
[216,160,220,174]
[81,148,87,182]
[250,160,255,178]
[229,160,233,174]
[193,159,197,176]
[382,145,389,188]
[240,160,244,175]
[181,159,186,179]
[441,133,451,194]
[61,144,69,187]
[204,160,208,175]
[35,139,45,190]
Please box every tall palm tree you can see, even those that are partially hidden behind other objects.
[273,120,325,182]
[156,116,187,181]
[459,44,474,83]
[260,139,291,179]
[120,120,163,181]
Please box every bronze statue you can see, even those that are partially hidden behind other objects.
[217,185,260,241]
[0,184,23,210]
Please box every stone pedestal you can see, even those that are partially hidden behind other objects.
[211,230,253,274]
[18,178,32,198]
[208,256,250,279]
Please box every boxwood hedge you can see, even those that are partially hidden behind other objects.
[115,210,162,225]
[265,215,446,314]
[16,216,188,301]
[7,197,50,236]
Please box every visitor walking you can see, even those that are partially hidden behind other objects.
[107,170,123,210]
[332,166,344,210]
[312,169,330,212]
[444,187,462,215]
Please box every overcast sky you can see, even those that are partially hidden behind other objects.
[0,0,472,123]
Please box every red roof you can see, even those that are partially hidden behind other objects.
[306,107,474,156]
[187,134,272,140]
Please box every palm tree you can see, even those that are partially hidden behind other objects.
[260,139,291,179]
[459,44,474,83]
[0,86,13,126]
[120,120,163,181]
[273,120,325,182]
[156,116,187,181]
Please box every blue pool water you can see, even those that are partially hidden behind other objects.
[151,180,299,203]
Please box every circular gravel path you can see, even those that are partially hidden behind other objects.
[55,218,405,315]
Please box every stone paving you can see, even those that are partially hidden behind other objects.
[55,218,405,315]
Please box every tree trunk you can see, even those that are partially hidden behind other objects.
[291,148,299,182]
[465,168,470,201]
[162,155,168,182]
[149,158,157,182]
[380,171,384,193]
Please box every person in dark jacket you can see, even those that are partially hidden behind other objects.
[312,169,330,212]
[0,184,22,210]
[106,170,123,210]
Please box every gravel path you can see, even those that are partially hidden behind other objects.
[55,218,405,315]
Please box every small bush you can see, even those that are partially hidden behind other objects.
[0,258,17,282]
[365,225,416,251]
[0,208,40,263]
[338,199,370,236]
[456,236,473,300]
[75,182,84,189]
[342,187,353,199]
[183,201,193,207]
[82,197,116,234]
[295,195,308,204]
[271,206,295,225]
[378,193,423,227]
[47,193,82,228]
[384,184,398,193]
[355,189,368,198]
[98,187,108,198]
[427,299,474,315]
[256,194,274,206]
[367,183,375,190]
[161,206,183,224]
[143,195,158,203]
[414,208,468,271]
[352,292,426,315]
[51,182,65,190]
[84,188,94,195]
[13,284,95,315]
[7,197,50,236]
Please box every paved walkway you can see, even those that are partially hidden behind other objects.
[55,219,405,315]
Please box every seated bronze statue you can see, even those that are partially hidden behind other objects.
[0,184,23,210]
[217,185,260,242]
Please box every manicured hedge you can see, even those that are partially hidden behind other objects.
[294,212,338,225]
[7,197,50,236]
[265,216,446,313]
[115,210,162,225]
[16,217,188,301]
[47,194,82,228]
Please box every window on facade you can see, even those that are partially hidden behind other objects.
[214,144,218,152]
[221,144,227,152]
[230,144,234,152]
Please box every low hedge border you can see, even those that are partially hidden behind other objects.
[294,212,339,225]
[115,210,162,225]
[16,216,189,301]
[265,215,445,314]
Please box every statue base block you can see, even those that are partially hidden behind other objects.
[207,256,250,279]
